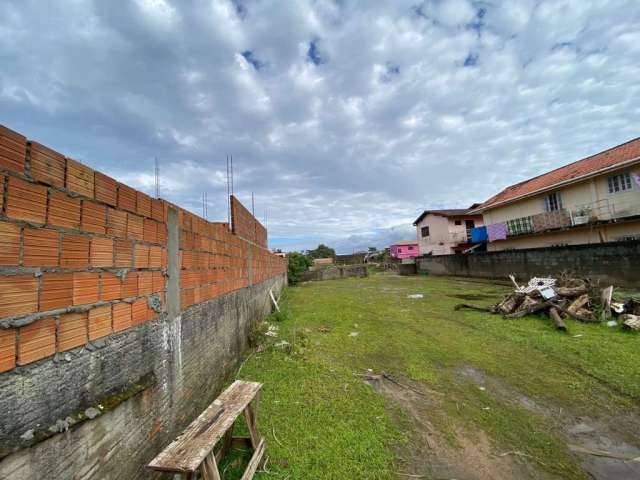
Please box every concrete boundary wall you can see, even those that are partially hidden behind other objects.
[301,265,368,282]
[0,124,287,478]
[416,241,640,287]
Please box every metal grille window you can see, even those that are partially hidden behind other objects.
[545,192,563,212]
[421,226,430,237]
[607,172,633,193]
[506,216,533,236]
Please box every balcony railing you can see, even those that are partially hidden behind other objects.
[500,197,640,239]
[568,197,640,225]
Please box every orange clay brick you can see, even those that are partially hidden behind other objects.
[151,198,164,222]
[131,298,149,326]
[0,174,4,205]
[127,213,143,241]
[134,244,149,268]
[0,328,16,372]
[121,272,138,298]
[48,191,81,229]
[157,222,167,245]
[58,312,87,351]
[6,176,47,223]
[149,245,162,268]
[0,125,27,173]
[29,142,65,188]
[60,234,89,268]
[143,218,158,244]
[90,237,113,267]
[136,191,152,218]
[117,183,136,213]
[88,305,112,340]
[138,271,152,295]
[107,207,127,238]
[72,272,99,305]
[18,317,56,365]
[94,172,117,206]
[100,272,121,301]
[112,302,132,332]
[181,288,195,309]
[39,273,73,311]
[65,158,94,198]
[152,271,164,293]
[0,275,38,318]
[115,240,133,267]
[0,221,20,266]
[23,228,59,267]
[81,201,106,234]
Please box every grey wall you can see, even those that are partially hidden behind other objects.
[416,241,640,287]
[301,265,368,282]
[0,274,286,479]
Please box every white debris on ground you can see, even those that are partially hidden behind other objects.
[407,294,424,299]
[349,332,360,337]
[265,324,279,337]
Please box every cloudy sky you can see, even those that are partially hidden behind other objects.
[1,0,639,253]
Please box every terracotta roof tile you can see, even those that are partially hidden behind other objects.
[477,137,640,211]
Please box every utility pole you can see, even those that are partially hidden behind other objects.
[154,157,160,198]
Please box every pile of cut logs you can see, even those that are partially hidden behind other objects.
[455,273,640,332]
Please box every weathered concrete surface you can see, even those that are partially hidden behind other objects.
[301,264,368,282]
[416,241,640,287]
[0,274,285,479]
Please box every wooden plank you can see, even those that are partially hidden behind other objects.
[240,438,266,480]
[200,452,222,480]
[243,404,260,449]
[231,437,253,449]
[148,380,262,473]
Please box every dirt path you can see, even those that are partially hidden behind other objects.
[364,373,558,480]
[365,368,640,480]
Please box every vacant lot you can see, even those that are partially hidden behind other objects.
[229,273,640,479]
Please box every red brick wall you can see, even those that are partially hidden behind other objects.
[230,195,267,248]
[0,124,286,374]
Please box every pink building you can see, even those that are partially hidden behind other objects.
[390,240,420,259]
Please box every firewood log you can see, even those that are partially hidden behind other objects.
[549,307,567,331]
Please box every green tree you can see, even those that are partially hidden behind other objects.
[287,252,313,285]
[306,244,336,259]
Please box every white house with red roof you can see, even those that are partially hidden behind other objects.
[470,138,640,251]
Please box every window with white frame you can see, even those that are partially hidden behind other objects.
[607,172,633,193]
[544,192,563,212]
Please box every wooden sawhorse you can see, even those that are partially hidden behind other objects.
[148,380,265,480]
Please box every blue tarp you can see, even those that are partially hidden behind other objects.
[471,226,487,243]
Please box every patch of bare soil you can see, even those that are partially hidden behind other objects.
[363,372,557,480]
[458,365,640,480]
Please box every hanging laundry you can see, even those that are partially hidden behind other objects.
[487,222,507,242]
[471,226,487,242]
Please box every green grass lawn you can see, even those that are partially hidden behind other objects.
[226,273,640,479]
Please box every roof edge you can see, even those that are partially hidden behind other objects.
[470,156,640,214]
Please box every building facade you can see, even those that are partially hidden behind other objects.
[390,240,420,259]
[413,209,484,255]
[471,138,640,251]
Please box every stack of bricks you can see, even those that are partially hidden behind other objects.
[0,124,286,375]
[230,195,267,248]
[0,125,166,373]
[178,211,250,309]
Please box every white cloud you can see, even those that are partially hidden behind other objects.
[0,0,639,252]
